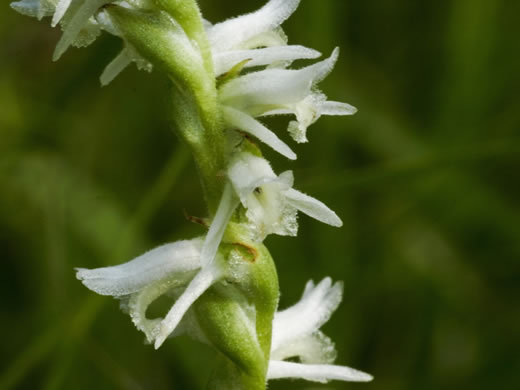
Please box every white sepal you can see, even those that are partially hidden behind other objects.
[219,49,339,113]
[53,0,109,60]
[153,183,239,348]
[268,278,373,384]
[222,106,296,160]
[153,262,225,349]
[283,188,343,227]
[10,0,53,18]
[51,0,72,26]
[267,361,373,383]
[214,45,320,76]
[271,278,343,355]
[100,48,133,86]
[76,238,203,296]
[207,0,300,52]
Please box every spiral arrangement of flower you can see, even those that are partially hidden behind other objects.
[11,0,372,388]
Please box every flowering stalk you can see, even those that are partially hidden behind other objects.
[12,0,372,388]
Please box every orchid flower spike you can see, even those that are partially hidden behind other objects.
[14,0,371,387]
[227,152,342,241]
[268,278,373,384]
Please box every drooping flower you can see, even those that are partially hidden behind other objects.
[228,152,342,241]
[267,278,373,383]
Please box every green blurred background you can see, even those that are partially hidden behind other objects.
[1,0,519,389]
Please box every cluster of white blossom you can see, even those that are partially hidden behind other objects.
[12,0,371,385]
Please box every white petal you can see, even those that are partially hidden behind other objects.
[100,48,132,86]
[304,47,339,84]
[153,185,238,348]
[277,170,294,189]
[53,0,108,60]
[214,45,321,76]
[271,331,337,364]
[318,100,358,116]
[75,238,203,296]
[154,263,224,349]
[267,361,373,383]
[207,0,300,52]
[222,106,296,160]
[283,188,343,227]
[219,49,339,113]
[219,68,311,111]
[51,0,72,26]
[272,278,343,351]
[238,28,288,50]
[126,277,179,343]
[227,152,277,203]
[200,183,239,268]
[10,0,52,18]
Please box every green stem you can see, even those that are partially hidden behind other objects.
[169,86,227,214]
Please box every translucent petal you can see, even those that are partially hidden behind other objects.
[271,331,337,364]
[207,0,300,52]
[272,278,343,351]
[69,18,102,48]
[154,263,224,349]
[227,152,277,203]
[221,106,296,160]
[214,45,321,76]
[126,278,180,343]
[219,68,311,110]
[10,0,54,18]
[283,188,343,227]
[238,27,287,50]
[51,0,72,26]
[153,185,238,348]
[277,170,294,189]
[75,238,203,296]
[318,100,358,116]
[53,0,108,60]
[267,361,373,383]
[219,49,339,113]
[100,48,133,86]
[200,183,239,268]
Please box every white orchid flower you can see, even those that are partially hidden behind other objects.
[76,184,238,349]
[10,0,153,84]
[76,237,206,343]
[209,0,356,157]
[228,152,342,241]
[206,0,319,76]
[268,278,373,383]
